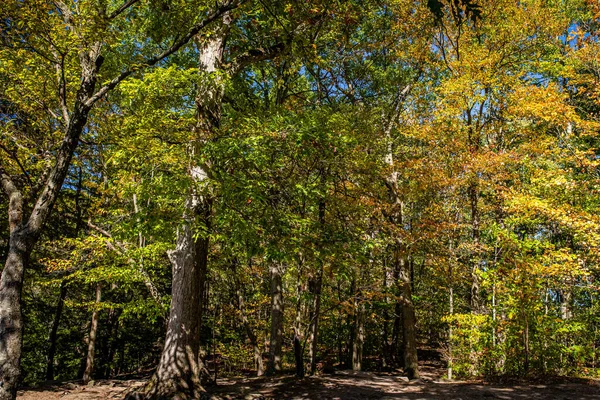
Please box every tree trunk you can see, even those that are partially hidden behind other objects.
[352,298,365,371]
[309,198,325,375]
[399,254,419,379]
[469,181,481,312]
[46,279,68,381]
[293,264,304,378]
[143,16,231,399]
[146,220,205,398]
[308,271,322,375]
[83,283,102,383]
[268,263,284,375]
[0,228,28,400]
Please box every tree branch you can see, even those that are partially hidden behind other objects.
[108,0,142,19]
[86,0,244,107]
[87,219,165,308]
[0,164,20,198]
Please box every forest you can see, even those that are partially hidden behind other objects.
[1,0,600,399]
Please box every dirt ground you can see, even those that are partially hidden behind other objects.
[17,361,600,400]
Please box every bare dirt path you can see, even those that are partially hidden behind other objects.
[17,362,600,399]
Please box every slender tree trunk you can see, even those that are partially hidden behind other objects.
[102,309,121,378]
[308,199,325,375]
[293,263,304,378]
[46,279,68,381]
[398,252,419,379]
[347,278,356,368]
[268,263,284,375]
[83,283,102,383]
[308,270,323,375]
[352,297,365,371]
[0,228,28,400]
[469,182,481,312]
[382,85,418,377]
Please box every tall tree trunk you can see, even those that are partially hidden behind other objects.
[382,84,418,377]
[398,253,419,379]
[145,16,230,399]
[148,220,205,398]
[469,181,481,312]
[308,271,322,375]
[352,297,365,371]
[268,263,284,375]
[83,283,102,383]
[308,199,325,375]
[293,263,304,378]
[447,258,454,380]
[0,225,28,400]
[347,278,356,368]
[0,44,102,400]
[46,279,68,381]
[381,254,392,368]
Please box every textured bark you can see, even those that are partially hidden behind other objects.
[293,264,304,378]
[468,181,481,312]
[398,256,419,379]
[144,14,232,399]
[267,263,284,375]
[0,43,101,399]
[146,222,205,399]
[382,84,418,377]
[46,280,68,381]
[308,272,322,375]
[308,199,325,375]
[0,227,28,400]
[83,284,102,383]
[352,298,365,371]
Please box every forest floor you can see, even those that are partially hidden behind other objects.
[17,360,600,400]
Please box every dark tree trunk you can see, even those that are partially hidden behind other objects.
[46,279,68,381]
[268,263,284,375]
[398,255,419,379]
[145,221,205,399]
[309,198,325,375]
[83,283,102,383]
[293,334,304,378]
[0,227,28,400]
[347,278,356,369]
[308,272,322,375]
[352,298,365,371]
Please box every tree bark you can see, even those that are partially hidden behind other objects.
[268,263,284,375]
[399,255,419,379]
[293,262,304,378]
[308,198,325,375]
[352,297,365,371]
[83,283,102,383]
[0,226,28,400]
[45,279,68,381]
[308,271,322,375]
[146,220,205,399]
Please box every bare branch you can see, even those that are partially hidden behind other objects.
[108,0,142,19]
